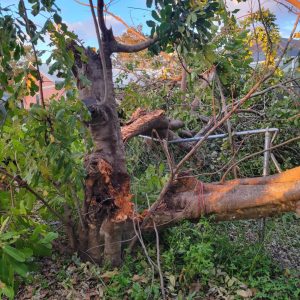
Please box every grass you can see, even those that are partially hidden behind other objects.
[16,214,300,299]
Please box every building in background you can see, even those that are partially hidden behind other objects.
[23,64,65,109]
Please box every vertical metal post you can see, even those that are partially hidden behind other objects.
[259,130,272,242]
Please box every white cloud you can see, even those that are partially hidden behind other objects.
[225,0,297,37]
[226,0,285,15]
[67,15,127,41]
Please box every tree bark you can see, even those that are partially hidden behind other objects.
[70,43,133,265]
[143,166,300,229]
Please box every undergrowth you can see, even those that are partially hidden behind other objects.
[16,215,300,300]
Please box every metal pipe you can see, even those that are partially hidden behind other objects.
[259,130,272,242]
[263,131,272,176]
[140,128,279,144]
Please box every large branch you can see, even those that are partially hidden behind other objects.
[110,37,158,53]
[120,108,199,155]
[145,166,300,229]
[285,0,300,9]
[121,109,166,142]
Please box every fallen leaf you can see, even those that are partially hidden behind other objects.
[236,289,253,298]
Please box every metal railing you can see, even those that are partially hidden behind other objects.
[140,128,279,144]
[140,127,283,241]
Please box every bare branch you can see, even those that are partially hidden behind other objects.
[174,14,300,174]
[88,0,108,102]
[153,220,166,300]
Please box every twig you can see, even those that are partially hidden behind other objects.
[131,217,157,268]
[153,130,174,176]
[153,220,166,300]
[241,77,300,100]
[216,74,237,178]
[97,0,109,102]
[74,0,147,41]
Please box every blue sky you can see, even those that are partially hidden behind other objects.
[56,0,153,47]
[2,0,299,49]
[58,0,298,47]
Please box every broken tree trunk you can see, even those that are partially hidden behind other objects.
[145,166,300,229]
[70,41,133,265]
[64,1,299,267]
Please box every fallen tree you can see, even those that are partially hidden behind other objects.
[1,0,300,269]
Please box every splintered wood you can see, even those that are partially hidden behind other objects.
[121,109,165,142]
[98,159,133,222]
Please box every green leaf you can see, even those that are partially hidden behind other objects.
[146,0,153,8]
[40,232,58,245]
[191,12,197,23]
[1,285,14,299]
[146,20,155,28]
[152,10,160,22]
[53,13,62,24]
[3,245,26,262]
[0,216,10,233]
[55,108,65,120]
[9,259,29,278]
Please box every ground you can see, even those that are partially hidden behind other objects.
[16,214,300,300]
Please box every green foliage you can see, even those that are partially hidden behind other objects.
[0,213,58,299]
[0,2,91,289]
[146,0,220,55]
[0,92,90,296]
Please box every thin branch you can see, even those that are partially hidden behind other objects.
[174,14,300,174]
[0,167,67,224]
[88,0,108,103]
[153,220,166,300]
[97,0,109,103]
[74,0,147,41]
[273,1,298,14]
[284,0,300,10]
[153,130,174,176]
[245,77,300,99]
[97,0,108,37]
[216,74,237,178]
